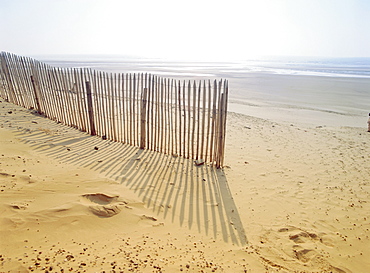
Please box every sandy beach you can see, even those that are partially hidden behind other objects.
[2,0,370,270]
[1,94,370,272]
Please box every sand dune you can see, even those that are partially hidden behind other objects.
[1,99,369,272]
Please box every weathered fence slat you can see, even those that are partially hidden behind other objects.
[30,75,42,114]
[140,87,148,149]
[85,81,96,136]
[173,80,178,156]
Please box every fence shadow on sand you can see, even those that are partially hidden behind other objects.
[15,111,247,246]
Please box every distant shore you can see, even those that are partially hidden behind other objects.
[38,55,370,127]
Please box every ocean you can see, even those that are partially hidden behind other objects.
[36,55,370,128]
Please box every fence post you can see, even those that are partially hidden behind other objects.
[215,93,225,168]
[140,87,148,149]
[30,75,42,114]
[85,81,96,136]
[220,80,228,167]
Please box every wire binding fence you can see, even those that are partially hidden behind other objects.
[0,52,228,167]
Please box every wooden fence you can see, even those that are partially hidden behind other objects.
[0,52,228,167]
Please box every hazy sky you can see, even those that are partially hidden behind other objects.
[1,0,369,60]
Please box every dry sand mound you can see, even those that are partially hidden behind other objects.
[81,193,127,217]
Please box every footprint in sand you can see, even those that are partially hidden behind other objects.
[282,227,334,247]
[277,226,335,263]
[258,226,348,272]
[292,246,316,263]
[80,193,127,217]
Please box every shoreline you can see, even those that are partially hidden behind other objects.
[1,99,370,272]
[37,55,370,128]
